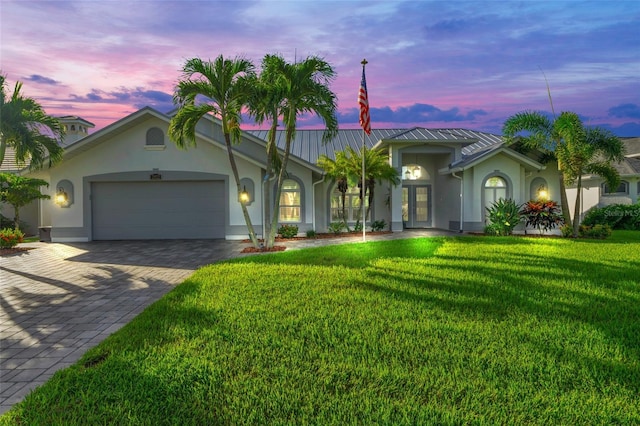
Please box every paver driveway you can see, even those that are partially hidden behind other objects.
[0,239,245,414]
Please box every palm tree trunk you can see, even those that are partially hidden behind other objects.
[572,174,582,237]
[558,173,571,228]
[266,122,294,248]
[224,135,259,248]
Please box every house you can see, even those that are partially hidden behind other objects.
[4,107,564,242]
[566,137,640,221]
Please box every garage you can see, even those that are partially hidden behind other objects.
[91,181,225,240]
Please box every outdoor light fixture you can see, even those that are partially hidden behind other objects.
[537,185,549,200]
[55,187,69,206]
[239,186,250,204]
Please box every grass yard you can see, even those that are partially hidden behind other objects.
[2,232,639,425]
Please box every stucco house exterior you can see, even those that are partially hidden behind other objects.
[4,107,565,242]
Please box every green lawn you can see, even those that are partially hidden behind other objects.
[3,233,639,425]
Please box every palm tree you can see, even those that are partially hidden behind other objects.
[168,56,260,248]
[503,110,625,237]
[0,173,50,230]
[344,146,400,229]
[247,55,338,248]
[553,112,625,236]
[317,150,350,230]
[502,110,572,224]
[0,73,65,169]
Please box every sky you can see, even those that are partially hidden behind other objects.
[1,0,639,136]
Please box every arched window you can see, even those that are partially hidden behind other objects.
[146,127,165,146]
[602,180,628,195]
[484,175,508,207]
[330,184,370,222]
[279,179,301,222]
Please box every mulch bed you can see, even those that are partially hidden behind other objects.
[0,247,35,256]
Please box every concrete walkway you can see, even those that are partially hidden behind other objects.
[0,229,458,414]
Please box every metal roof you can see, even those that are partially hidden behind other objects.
[247,127,505,164]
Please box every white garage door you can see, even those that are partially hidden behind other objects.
[92,181,225,240]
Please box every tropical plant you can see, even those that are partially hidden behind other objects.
[578,224,612,239]
[246,54,338,249]
[328,221,345,234]
[519,199,564,234]
[503,110,625,237]
[0,73,65,169]
[484,198,521,236]
[317,150,350,230]
[0,227,24,248]
[0,173,50,230]
[343,146,400,230]
[371,219,387,232]
[168,56,261,248]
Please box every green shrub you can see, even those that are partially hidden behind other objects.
[277,224,299,239]
[371,219,387,232]
[582,203,640,230]
[353,222,363,232]
[328,222,346,234]
[305,229,317,238]
[485,198,521,236]
[579,224,612,239]
[520,200,564,234]
[560,224,574,238]
[0,227,24,249]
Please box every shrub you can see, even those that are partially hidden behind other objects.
[305,229,317,238]
[277,224,299,239]
[371,219,387,232]
[579,224,612,239]
[582,203,640,230]
[0,228,24,249]
[520,200,564,234]
[353,222,363,233]
[560,224,574,238]
[328,222,346,234]
[485,198,521,236]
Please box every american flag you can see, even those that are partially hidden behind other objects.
[358,64,371,135]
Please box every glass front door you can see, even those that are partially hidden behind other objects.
[402,185,432,228]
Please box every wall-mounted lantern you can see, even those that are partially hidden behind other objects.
[239,186,250,204]
[238,178,254,205]
[55,179,74,207]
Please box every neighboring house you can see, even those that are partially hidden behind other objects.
[567,137,640,221]
[6,106,565,242]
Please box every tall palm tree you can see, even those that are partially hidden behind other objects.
[344,145,400,229]
[0,73,64,169]
[168,56,260,248]
[317,150,350,230]
[553,112,625,236]
[247,55,338,248]
[503,110,624,236]
[502,110,572,224]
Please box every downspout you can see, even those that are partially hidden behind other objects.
[452,171,464,233]
[312,174,326,232]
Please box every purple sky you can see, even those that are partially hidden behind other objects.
[2,1,639,136]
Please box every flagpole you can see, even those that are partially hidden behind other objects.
[361,59,368,242]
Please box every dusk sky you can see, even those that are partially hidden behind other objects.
[2,0,639,136]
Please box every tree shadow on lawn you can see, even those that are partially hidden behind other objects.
[359,246,640,393]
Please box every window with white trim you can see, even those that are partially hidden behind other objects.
[330,185,370,222]
[602,180,629,195]
[279,179,301,222]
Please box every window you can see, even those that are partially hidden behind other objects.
[484,175,508,207]
[602,180,628,195]
[146,127,165,146]
[330,185,370,222]
[402,164,429,181]
[279,179,301,222]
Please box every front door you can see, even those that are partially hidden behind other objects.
[402,185,432,228]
